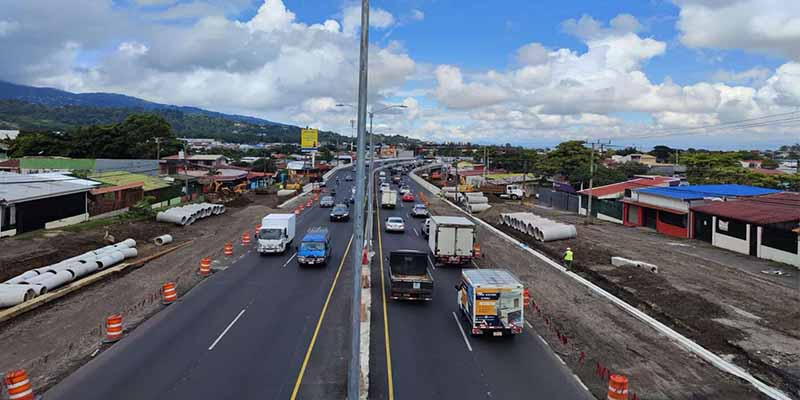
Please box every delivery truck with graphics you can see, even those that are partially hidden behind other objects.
[455,269,524,337]
[428,216,477,265]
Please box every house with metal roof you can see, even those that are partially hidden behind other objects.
[621,184,781,238]
[691,192,800,267]
[577,176,679,224]
[0,172,92,237]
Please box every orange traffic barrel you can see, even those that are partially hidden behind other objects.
[306,199,312,208]
[523,288,530,307]
[607,374,629,400]
[198,257,211,276]
[294,207,301,215]
[255,224,261,237]
[473,243,481,257]
[242,232,251,246]
[224,242,234,256]
[104,313,123,343]
[161,282,177,305]
[4,369,34,400]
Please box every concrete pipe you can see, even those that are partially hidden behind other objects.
[67,262,99,279]
[96,251,125,269]
[468,203,491,213]
[539,224,577,242]
[154,234,174,246]
[4,270,40,285]
[120,248,138,259]
[0,285,37,307]
[157,211,187,225]
[34,270,74,291]
[468,197,489,205]
[117,238,136,248]
[23,272,56,285]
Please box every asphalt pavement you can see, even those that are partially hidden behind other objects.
[369,171,593,400]
[46,168,357,400]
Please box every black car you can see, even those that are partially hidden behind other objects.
[330,204,350,221]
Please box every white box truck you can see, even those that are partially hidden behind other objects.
[428,216,476,265]
[381,190,398,209]
[456,269,524,336]
[257,214,296,254]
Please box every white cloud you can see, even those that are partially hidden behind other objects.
[135,0,178,6]
[341,6,395,36]
[152,2,225,20]
[0,20,20,37]
[434,65,512,109]
[516,42,549,66]
[410,9,425,22]
[674,0,800,60]
[118,41,149,57]
[712,67,771,86]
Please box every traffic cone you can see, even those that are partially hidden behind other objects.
[104,313,123,343]
[255,224,261,237]
[4,369,34,400]
[224,242,234,256]
[198,257,211,276]
[242,232,251,246]
[161,282,177,305]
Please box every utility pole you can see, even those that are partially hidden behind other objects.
[348,0,369,398]
[154,137,162,161]
[587,142,595,223]
[182,141,190,201]
[350,119,356,152]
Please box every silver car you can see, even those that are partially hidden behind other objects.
[319,196,335,207]
[385,217,405,233]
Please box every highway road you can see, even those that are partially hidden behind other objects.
[46,168,358,400]
[368,169,593,400]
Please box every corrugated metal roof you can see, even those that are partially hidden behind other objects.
[19,157,96,170]
[90,171,170,191]
[691,192,800,225]
[30,173,101,187]
[0,172,90,203]
[636,184,779,200]
[578,176,678,198]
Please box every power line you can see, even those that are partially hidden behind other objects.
[626,110,800,139]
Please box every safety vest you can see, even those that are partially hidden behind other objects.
[564,250,573,261]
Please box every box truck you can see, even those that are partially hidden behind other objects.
[456,269,524,336]
[428,216,476,265]
[381,190,398,209]
[257,214,296,254]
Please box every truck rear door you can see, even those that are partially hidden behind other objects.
[437,226,456,256]
[455,226,474,256]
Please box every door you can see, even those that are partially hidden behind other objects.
[438,227,456,256]
[643,208,657,229]
[694,212,713,242]
[455,227,474,256]
[749,225,758,256]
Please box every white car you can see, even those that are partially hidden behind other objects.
[380,183,391,192]
[385,217,406,233]
[399,185,411,195]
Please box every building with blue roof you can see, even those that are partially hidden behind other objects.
[621,184,781,239]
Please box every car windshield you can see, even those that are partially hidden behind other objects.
[259,228,283,240]
[333,206,347,213]
[388,218,403,223]
[300,242,325,251]
[322,196,333,202]
[414,205,426,210]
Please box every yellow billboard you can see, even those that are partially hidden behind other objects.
[301,128,319,151]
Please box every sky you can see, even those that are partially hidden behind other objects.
[1,0,799,150]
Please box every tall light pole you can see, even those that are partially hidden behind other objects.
[348,1,370,398]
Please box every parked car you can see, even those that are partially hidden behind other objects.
[402,192,414,202]
[320,196,335,207]
[399,185,411,195]
[411,204,428,218]
[330,203,350,222]
[385,217,406,233]
[422,218,431,237]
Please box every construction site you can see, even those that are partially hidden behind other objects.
[419,170,799,399]
[0,190,282,393]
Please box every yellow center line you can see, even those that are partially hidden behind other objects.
[290,234,354,400]
[376,199,395,400]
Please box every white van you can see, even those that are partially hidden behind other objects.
[258,214,296,254]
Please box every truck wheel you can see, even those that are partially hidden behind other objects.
[511,194,518,200]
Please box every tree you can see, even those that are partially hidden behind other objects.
[252,158,275,173]
[318,148,333,162]
[614,146,640,156]
[649,145,675,162]
[617,162,650,178]
[541,141,593,185]
[9,132,69,157]
[760,159,779,169]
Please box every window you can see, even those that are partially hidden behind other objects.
[761,226,798,254]
[659,210,686,228]
[9,204,15,225]
[716,218,747,240]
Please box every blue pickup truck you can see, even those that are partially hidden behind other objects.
[297,227,331,266]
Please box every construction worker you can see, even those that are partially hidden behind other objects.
[563,247,574,269]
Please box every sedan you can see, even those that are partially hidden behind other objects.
[330,204,350,222]
[410,204,428,218]
[399,185,411,195]
[385,217,405,233]
[345,175,354,181]
[319,196,335,207]
[402,192,414,202]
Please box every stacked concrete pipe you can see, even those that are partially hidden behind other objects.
[0,238,139,308]
[461,192,492,214]
[156,203,225,226]
[500,212,576,242]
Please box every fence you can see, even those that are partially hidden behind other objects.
[536,188,579,213]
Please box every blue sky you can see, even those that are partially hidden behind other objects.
[2,0,799,149]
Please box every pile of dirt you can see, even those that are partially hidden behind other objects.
[224,194,254,208]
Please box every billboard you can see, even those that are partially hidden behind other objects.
[301,128,319,151]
